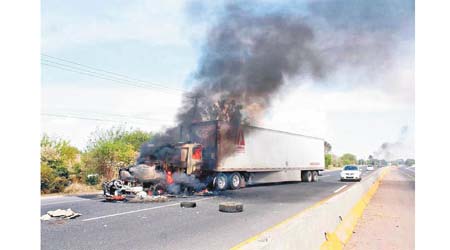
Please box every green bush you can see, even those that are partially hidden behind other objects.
[41,164,56,193]
[84,127,151,180]
[51,177,70,193]
[325,154,332,169]
[85,174,99,185]
[40,134,80,193]
[40,164,70,193]
[55,165,69,178]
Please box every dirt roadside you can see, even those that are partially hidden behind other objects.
[344,167,415,250]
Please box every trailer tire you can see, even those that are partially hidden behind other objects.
[229,172,241,190]
[215,173,228,191]
[180,201,196,208]
[312,171,319,182]
[219,202,243,213]
[301,171,313,182]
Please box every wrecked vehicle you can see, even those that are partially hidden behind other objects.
[103,120,325,197]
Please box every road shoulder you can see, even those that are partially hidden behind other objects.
[344,167,415,250]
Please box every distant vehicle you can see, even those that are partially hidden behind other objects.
[340,165,362,181]
[367,165,374,171]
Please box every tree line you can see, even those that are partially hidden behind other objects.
[40,127,152,194]
[324,141,415,169]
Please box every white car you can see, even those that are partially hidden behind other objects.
[340,165,362,181]
[367,165,374,171]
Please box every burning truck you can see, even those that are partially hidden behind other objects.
[103,120,325,198]
[103,3,331,198]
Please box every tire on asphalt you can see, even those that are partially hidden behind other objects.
[219,202,243,213]
[180,201,197,208]
[215,173,229,191]
[312,171,319,182]
[229,172,241,190]
[301,171,313,182]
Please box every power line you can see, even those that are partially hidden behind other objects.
[44,110,174,123]
[41,113,173,124]
[41,53,186,93]
[42,113,128,123]
[42,58,181,93]
[42,59,182,95]
[42,62,182,96]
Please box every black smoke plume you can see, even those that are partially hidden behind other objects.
[178,3,326,126]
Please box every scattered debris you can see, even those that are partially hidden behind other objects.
[136,191,148,199]
[40,214,51,221]
[105,195,126,202]
[194,189,215,196]
[180,201,197,208]
[41,208,82,220]
[219,202,243,213]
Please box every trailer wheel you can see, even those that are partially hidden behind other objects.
[215,173,228,191]
[219,202,243,213]
[312,171,319,182]
[301,171,313,182]
[229,172,241,190]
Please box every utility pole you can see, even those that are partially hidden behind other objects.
[186,93,203,142]
[191,95,199,123]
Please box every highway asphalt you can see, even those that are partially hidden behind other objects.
[41,166,380,250]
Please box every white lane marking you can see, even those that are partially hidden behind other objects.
[404,168,415,173]
[82,197,215,222]
[333,185,348,193]
[42,199,93,206]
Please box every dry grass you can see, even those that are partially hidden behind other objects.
[63,183,101,194]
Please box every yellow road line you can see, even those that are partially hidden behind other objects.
[231,169,389,250]
[320,168,391,250]
[230,184,350,249]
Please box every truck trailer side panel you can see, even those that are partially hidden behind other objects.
[217,124,325,172]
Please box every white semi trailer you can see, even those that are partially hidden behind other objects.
[109,120,326,195]
[184,120,325,190]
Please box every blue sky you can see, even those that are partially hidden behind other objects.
[41,0,415,160]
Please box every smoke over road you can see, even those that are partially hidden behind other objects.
[179,0,414,126]
[374,126,411,161]
[146,0,414,158]
[179,3,327,126]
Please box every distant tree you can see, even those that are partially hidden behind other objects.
[340,153,357,166]
[396,159,405,165]
[40,134,80,193]
[358,159,366,165]
[324,141,332,154]
[331,154,342,168]
[121,130,152,151]
[405,159,415,166]
[367,155,374,165]
[83,127,152,180]
[325,154,332,169]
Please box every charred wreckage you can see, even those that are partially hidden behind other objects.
[103,141,208,200]
[103,117,325,201]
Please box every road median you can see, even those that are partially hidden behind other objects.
[233,168,390,250]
